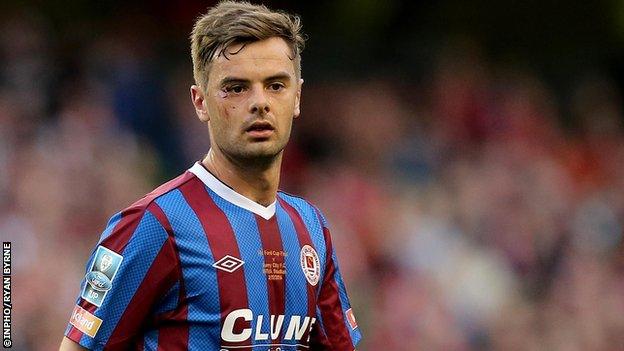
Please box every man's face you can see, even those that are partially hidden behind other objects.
[192,37,302,163]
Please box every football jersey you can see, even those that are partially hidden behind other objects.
[64,162,362,350]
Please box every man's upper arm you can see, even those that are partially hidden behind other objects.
[60,336,88,351]
[62,206,179,349]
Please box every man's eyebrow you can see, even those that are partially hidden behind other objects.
[264,72,292,82]
[219,72,293,86]
[219,77,250,86]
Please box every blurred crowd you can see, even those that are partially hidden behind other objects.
[3,7,624,351]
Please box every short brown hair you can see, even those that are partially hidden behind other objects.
[190,1,305,89]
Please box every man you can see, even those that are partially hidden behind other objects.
[60,1,362,350]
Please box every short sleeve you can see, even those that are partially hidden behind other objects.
[310,224,362,350]
[64,207,179,350]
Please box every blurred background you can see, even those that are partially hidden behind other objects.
[3,0,624,349]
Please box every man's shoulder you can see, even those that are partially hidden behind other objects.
[277,191,328,227]
[120,170,197,219]
[97,170,198,251]
[277,190,315,211]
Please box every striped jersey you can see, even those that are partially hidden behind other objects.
[64,162,362,350]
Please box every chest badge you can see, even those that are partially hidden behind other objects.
[300,245,320,286]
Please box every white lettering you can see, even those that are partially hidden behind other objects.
[221,308,252,342]
[284,316,310,341]
[270,314,284,340]
[84,319,94,330]
[254,315,269,340]
[71,310,94,330]
[221,309,312,343]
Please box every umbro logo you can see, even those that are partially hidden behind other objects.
[213,255,245,273]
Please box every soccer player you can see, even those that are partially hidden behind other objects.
[59,1,362,350]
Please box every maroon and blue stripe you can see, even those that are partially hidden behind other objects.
[179,179,251,350]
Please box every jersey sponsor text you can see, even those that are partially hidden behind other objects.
[221,309,316,343]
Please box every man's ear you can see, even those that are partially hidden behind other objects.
[294,78,303,119]
[191,85,210,122]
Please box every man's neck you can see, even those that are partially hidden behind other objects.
[201,148,281,207]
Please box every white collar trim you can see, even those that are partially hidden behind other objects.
[188,162,276,220]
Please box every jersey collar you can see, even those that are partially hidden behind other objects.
[188,162,276,220]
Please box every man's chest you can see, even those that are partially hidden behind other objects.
[156,213,325,347]
[177,219,324,294]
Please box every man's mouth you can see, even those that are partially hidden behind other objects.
[245,121,275,138]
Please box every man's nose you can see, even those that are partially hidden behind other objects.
[249,87,270,115]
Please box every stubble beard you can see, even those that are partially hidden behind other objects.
[221,137,287,170]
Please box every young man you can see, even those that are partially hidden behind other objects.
[60,1,362,350]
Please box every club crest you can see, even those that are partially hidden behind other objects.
[300,245,320,286]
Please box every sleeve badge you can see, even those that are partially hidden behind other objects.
[81,246,123,307]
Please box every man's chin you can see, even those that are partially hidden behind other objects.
[234,145,284,161]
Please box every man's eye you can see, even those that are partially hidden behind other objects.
[268,83,285,91]
[226,86,245,94]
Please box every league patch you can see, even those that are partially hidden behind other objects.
[70,305,103,338]
[346,308,358,330]
[300,245,320,286]
[81,246,123,307]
